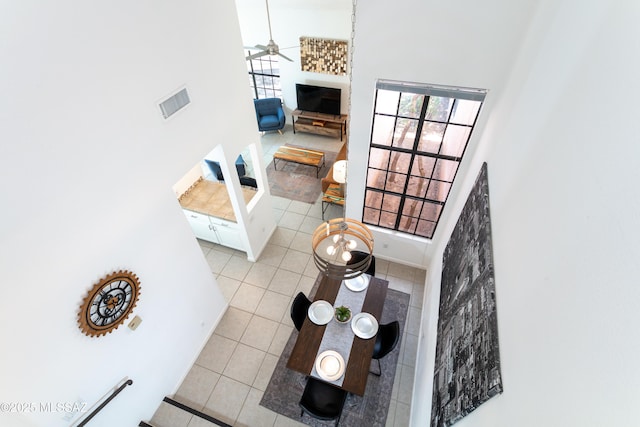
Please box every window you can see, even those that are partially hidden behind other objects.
[363,80,486,239]
[246,50,282,100]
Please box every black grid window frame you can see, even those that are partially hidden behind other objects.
[362,81,486,239]
[246,50,282,100]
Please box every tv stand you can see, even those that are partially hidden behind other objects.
[292,110,348,141]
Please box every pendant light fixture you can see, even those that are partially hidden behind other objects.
[312,218,374,280]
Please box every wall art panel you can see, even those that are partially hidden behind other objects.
[431,162,503,427]
[299,36,348,76]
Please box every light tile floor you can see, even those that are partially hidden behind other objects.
[151,129,425,427]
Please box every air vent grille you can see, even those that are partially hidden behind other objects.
[159,88,190,119]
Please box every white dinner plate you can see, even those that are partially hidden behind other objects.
[308,300,334,325]
[344,274,370,292]
[314,350,346,381]
[351,312,378,339]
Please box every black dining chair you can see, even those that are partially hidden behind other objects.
[299,377,348,426]
[346,250,376,276]
[290,292,312,331]
[370,321,400,376]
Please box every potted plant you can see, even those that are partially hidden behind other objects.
[334,305,352,323]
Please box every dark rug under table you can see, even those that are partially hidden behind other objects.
[260,287,410,426]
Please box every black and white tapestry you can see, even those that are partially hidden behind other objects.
[431,163,502,427]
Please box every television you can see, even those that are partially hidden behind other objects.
[295,83,341,116]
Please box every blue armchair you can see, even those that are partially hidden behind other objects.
[254,98,285,134]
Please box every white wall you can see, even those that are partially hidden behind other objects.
[348,0,537,265]
[234,0,352,114]
[352,0,640,426]
[0,1,257,425]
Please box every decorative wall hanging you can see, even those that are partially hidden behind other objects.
[431,163,502,426]
[299,37,348,76]
[78,270,141,337]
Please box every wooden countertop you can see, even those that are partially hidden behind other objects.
[178,178,255,222]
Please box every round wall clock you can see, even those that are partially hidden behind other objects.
[78,270,141,337]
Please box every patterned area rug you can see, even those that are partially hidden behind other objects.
[266,145,338,204]
[260,287,410,426]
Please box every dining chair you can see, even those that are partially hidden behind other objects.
[346,250,376,276]
[370,321,400,376]
[290,292,312,331]
[299,377,348,426]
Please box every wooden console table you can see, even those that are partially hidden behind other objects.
[292,110,348,141]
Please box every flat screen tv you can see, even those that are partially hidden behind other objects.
[295,83,341,116]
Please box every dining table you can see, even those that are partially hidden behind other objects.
[286,271,389,396]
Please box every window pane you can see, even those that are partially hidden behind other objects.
[371,115,396,146]
[376,90,400,115]
[366,168,386,190]
[441,124,471,158]
[402,198,422,217]
[387,151,412,174]
[426,96,453,122]
[398,93,424,118]
[420,202,442,222]
[432,159,459,182]
[450,99,481,125]
[406,176,429,198]
[411,155,436,178]
[398,215,418,234]
[393,118,419,148]
[363,207,381,224]
[416,220,436,238]
[381,193,402,213]
[368,147,391,169]
[379,211,397,229]
[364,189,383,209]
[418,122,446,154]
[426,180,451,202]
[385,172,407,193]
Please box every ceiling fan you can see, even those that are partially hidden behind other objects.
[245,0,294,62]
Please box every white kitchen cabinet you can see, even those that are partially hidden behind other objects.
[209,218,244,251]
[183,209,244,251]
[183,210,219,243]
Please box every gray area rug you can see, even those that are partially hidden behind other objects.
[266,145,338,204]
[260,287,410,426]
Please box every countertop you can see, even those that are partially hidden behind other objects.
[178,178,256,222]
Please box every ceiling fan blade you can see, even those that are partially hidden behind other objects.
[277,52,294,62]
[246,50,269,60]
[254,44,269,50]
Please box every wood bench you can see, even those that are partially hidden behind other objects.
[273,146,325,178]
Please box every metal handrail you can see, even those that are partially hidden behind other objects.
[76,379,133,426]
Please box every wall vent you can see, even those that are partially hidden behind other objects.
[159,87,190,119]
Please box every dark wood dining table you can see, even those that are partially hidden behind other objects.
[286,272,389,396]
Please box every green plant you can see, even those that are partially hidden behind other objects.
[334,306,351,322]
